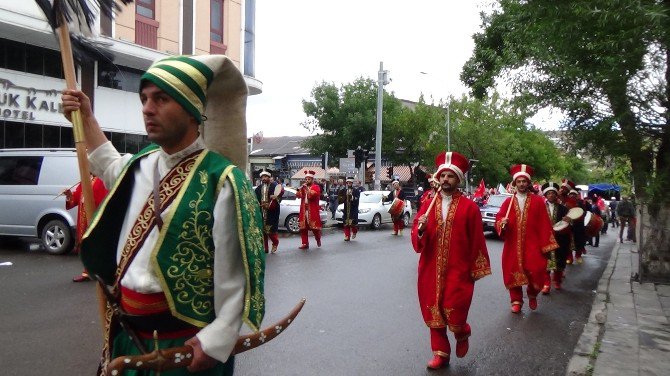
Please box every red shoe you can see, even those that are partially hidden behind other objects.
[426,355,449,369]
[455,339,469,358]
[541,285,551,295]
[529,297,538,311]
[72,272,91,283]
[511,303,522,313]
[344,237,350,241]
[554,282,561,290]
[316,239,322,247]
[298,244,309,250]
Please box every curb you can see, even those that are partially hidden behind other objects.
[565,241,620,376]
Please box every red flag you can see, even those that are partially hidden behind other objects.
[474,179,486,198]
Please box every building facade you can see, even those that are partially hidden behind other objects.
[0,0,259,152]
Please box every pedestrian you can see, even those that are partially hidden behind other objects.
[64,174,108,282]
[328,178,343,219]
[338,177,360,241]
[609,197,619,227]
[384,180,407,235]
[411,151,491,369]
[255,170,283,253]
[616,195,636,243]
[541,182,570,293]
[62,55,265,374]
[296,169,322,249]
[496,164,558,313]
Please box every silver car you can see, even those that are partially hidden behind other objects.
[278,186,329,234]
[335,190,413,229]
[0,149,80,254]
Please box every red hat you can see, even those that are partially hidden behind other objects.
[561,178,576,191]
[510,164,534,185]
[304,169,316,178]
[434,151,469,182]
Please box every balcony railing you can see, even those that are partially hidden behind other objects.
[135,15,159,49]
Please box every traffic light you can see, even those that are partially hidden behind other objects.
[387,166,394,179]
[363,149,369,162]
[321,154,326,169]
[354,148,364,166]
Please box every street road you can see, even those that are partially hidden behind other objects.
[0,224,614,376]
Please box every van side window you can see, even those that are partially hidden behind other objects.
[0,157,43,185]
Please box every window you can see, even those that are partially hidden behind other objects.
[0,38,63,79]
[0,156,43,185]
[210,0,224,43]
[98,61,143,93]
[136,0,155,19]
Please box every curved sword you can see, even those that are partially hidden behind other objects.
[106,298,306,374]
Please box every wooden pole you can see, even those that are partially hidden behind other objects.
[56,19,95,222]
[55,16,106,338]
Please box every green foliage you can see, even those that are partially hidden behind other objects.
[462,0,670,201]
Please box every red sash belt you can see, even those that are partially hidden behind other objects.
[120,286,199,339]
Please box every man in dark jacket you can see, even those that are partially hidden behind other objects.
[338,177,360,241]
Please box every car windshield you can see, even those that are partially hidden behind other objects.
[487,195,509,207]
[360,192,383,204]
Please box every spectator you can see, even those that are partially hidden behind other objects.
[616,195,636,243]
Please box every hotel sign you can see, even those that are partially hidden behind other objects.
[0,77,66,123]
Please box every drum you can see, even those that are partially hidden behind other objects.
[553,220,570,235]
[268,185,283,211]
[388,198,405,218]
[584,211,604,237]
[566,207,584,221]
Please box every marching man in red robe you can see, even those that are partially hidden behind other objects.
[496,164,558,313]
[411,151,492,369]
[296,169,322,249]
[64,174,108,282]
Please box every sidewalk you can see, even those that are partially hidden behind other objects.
[567,241,670,376]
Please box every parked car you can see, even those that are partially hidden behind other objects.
[0,148,80,254]
[480,193,512,233]
[335,190,413,230]
[278,186,329,234]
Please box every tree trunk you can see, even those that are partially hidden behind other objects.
[639,204,670,283]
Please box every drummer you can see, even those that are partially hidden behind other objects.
[542,182,571,293]
[384,180,407,235]
[559,180,588,265]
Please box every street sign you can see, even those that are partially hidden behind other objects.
[339,157,356,174]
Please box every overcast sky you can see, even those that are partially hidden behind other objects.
[246,0,492,137]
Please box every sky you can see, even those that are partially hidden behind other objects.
[246,0,492,137]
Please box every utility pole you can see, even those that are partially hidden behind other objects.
[375,62,390,190]
[446,102,451,151]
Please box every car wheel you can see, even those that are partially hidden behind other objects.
[370,214,382,230]
[403,212,410,227]
[41,219,73,255]
[285,214,300,234]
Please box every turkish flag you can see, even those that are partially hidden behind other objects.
[474,179,486,198]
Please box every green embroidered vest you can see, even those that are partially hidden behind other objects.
[81,145,265,331]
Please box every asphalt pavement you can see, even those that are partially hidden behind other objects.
[0,222,621,376]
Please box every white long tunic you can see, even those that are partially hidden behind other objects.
[88,138,245,363]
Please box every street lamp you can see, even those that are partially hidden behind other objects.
[374,62,390,191]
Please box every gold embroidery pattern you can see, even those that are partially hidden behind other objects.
[429,194,460,327]
[472,252,492,280]
[167,170,214,317]
[240,182,266,325]
[115,153,198,288]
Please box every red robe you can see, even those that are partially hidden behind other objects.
[66,177,108,251]
[296,183,322,230]
[411,191,492,330]
[495,193,558,290]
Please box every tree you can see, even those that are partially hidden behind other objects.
[301,77,403,165]
[461,0,669,280]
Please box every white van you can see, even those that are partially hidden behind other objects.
[0,149,80,254]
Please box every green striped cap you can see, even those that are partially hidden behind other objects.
[140,56,215,124]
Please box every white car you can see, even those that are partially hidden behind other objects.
[278,187,329,234]
[335,190,413,229]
